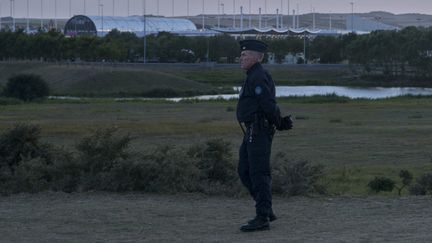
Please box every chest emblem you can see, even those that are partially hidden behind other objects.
[255,86,262,95]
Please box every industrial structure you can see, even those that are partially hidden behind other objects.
[63,15,209,37]
[62,12,400,38]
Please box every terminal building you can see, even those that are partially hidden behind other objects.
[63,15,216,37]
[63,14,399,38]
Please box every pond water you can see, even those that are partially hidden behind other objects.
[50,86,432,101]
[166,86,432,102]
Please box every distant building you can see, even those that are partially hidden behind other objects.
[64,15,217,37]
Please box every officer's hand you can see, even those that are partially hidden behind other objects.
[277,115,293,131]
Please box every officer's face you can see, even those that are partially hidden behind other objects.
[240,50,259,70]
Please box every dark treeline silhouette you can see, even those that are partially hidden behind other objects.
[1,27,432,79]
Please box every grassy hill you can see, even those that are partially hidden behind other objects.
[0,62,217,97]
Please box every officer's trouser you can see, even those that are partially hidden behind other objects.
[238,124,273,218]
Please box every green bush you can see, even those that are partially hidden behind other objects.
[409,173,432,195]
[188,139,239,195]
[0,124,53,173]
[272,153,326,196]
[367,177,395,193]
[0,124,328,196]
[49,151,82,193]
[76,128,131,174]
[367,170,413,195]
[141,145,201,193]
[189,139,236,184]
[396,170,413,195]
[76,128,132,190]
[0,124,63,195]
[4,74,49,101]
[13,157,52,193]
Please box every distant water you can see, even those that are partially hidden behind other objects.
[166,86,432,102]
[50,86,432,101]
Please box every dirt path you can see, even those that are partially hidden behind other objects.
[1,193,431,242]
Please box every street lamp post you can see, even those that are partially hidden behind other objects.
[248,0,251,28]
[259,7,262,29]
[292,9,295,28]
[264,0,267,27]
[217,0,220,28]
[99,3,104,35]
[143,0,147,63]
[41,0,43,30]
[276,9,279,28]
[55,0,58,30]
[221,2,225,27]
[312,8,315,30]
[240,6,243,32]
[10,0,14,32]
[233,0,235,28]
[202,0,205,30]
[0,2,2,31]
[280,0,283,28]
[350,2,354,32]
[26,0,29,32]
[329,12,332,30]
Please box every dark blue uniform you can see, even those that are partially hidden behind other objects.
[237,62,281,219]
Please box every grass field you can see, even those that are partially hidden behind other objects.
[1,96,431,195]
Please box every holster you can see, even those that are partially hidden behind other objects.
[254,113,276,139]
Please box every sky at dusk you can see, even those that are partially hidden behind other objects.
[1,0,432,19]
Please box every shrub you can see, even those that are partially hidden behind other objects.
[76,127,132,190]
[367,170,413,195]
[0,124,53,173]
[272,153,326,196]
[188,139,236,184]
[141,145,201,193]
[76,127,131,175]
[409,173,432,195]
[396,170,413,196]
[49,150,82,193]
[368,177,395,193]
[4,74,50,101]
[13,157,52,193]
[0,124,68,195]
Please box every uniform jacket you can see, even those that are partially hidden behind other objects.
[236,62,281,125]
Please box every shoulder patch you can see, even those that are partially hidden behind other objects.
[255,86,262,95]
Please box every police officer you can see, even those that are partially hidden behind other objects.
[237,39,293,232]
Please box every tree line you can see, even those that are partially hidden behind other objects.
[1,27,432,78]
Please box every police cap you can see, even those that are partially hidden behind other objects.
[239,39,268,53]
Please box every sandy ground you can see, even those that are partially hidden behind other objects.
[1,192,432,243]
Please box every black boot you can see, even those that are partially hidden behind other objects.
[240,217,270,232]
[269,210,277,222]
[248,210,277,224]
